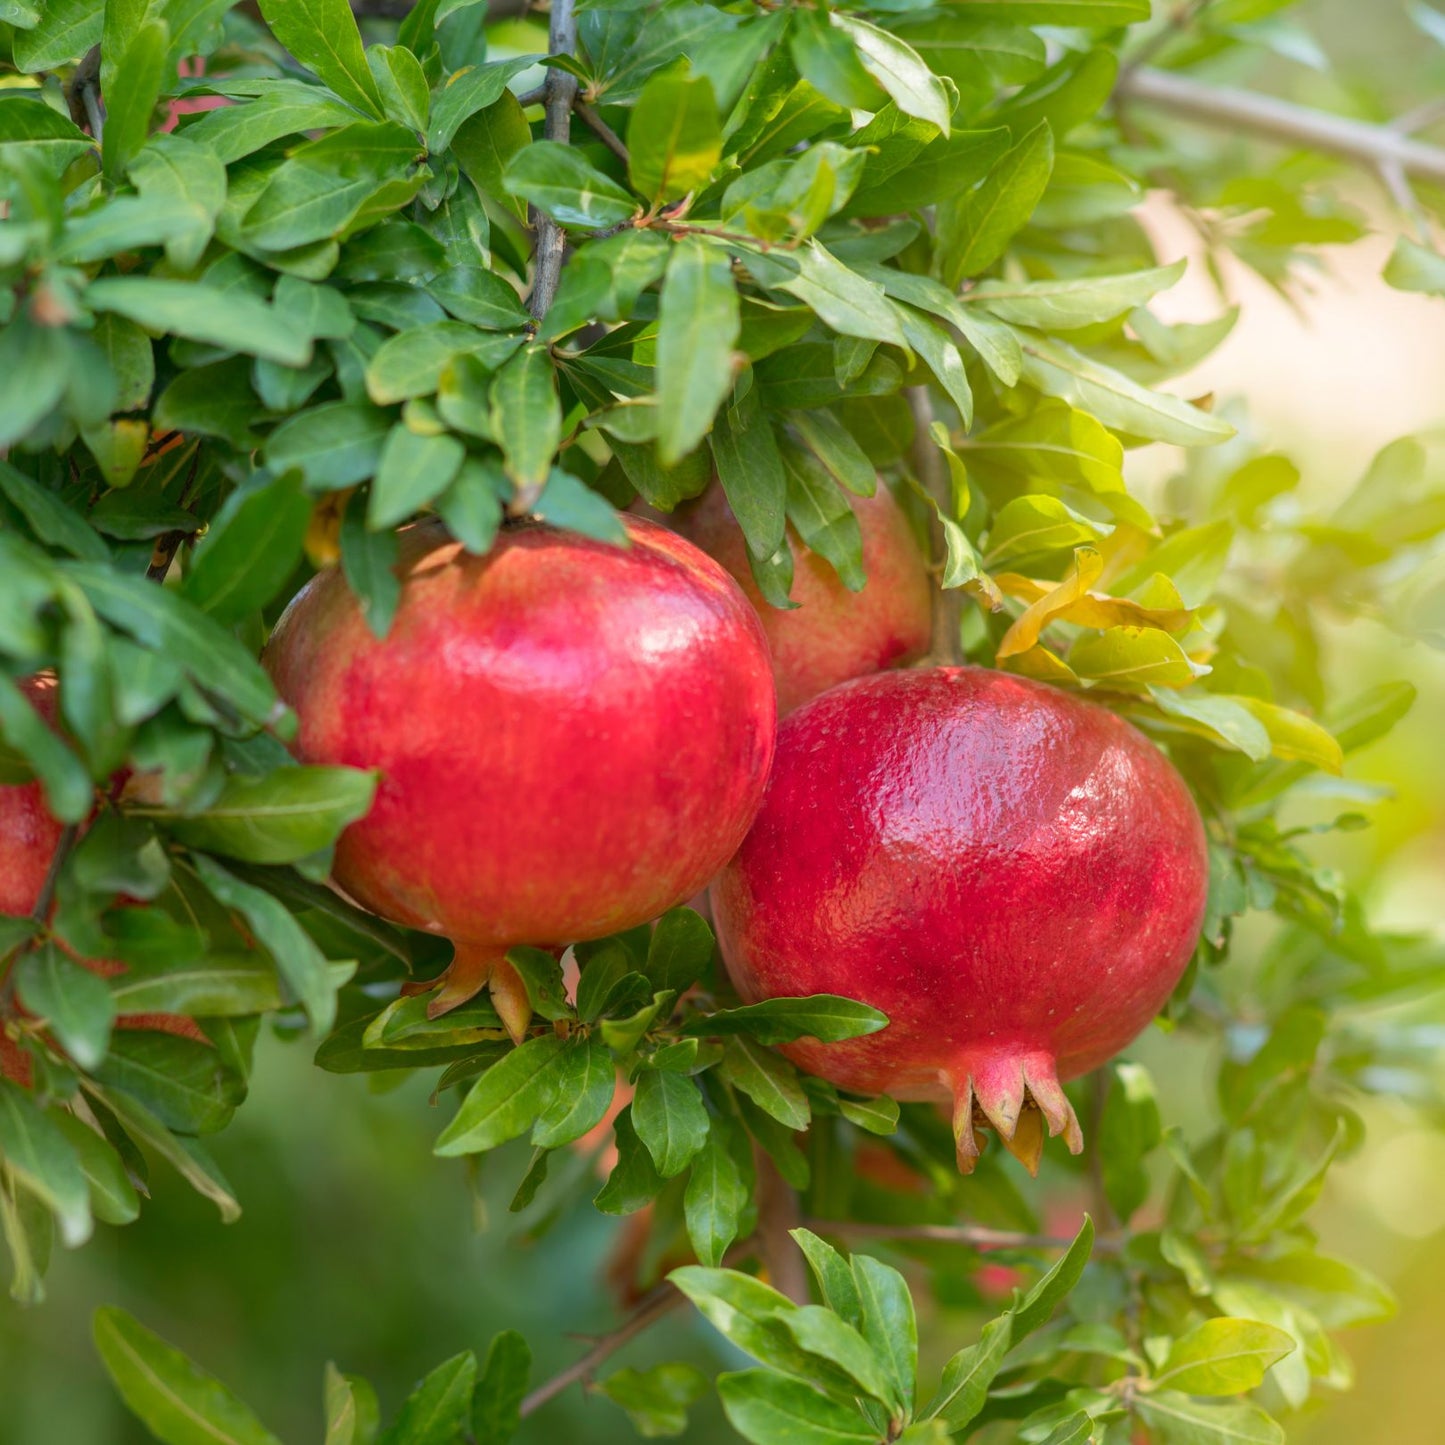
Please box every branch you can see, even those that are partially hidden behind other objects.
[907,387,964,667]
[65,45,103,141]
[576,100,629,165]
[755,1150,809,1306]
[519,1281,685,1418]
[1116,66,1445,187]
[803,1218,1122,1253]
[30,825,77,924]
[528,0,579,322]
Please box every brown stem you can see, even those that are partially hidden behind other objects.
[65,45,103,140]
[30,825,77,924]
[907,386,963,667]
[755,1148,809,1306]
[804,1217,1124,1254]
[528,0,579,321]
[519,1236,755,1418]
[575,100,628,164]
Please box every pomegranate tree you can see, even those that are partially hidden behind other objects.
[264,515,776,1039]
[711,667,1209,1174]
[666,484,932,714]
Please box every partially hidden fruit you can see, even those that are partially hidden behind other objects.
[0,678,204,1087]
[264,516,776,1040]
[666,483,931,714]
[711,667,1208,1175]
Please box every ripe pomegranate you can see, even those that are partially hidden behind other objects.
[1,678,205,1086]
[711,667,1208,1175]
[664,484,931,714]
[264,515,776,1039]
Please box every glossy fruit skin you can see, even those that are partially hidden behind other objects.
[667,484,931,714]
[1,678,204,1086]
[711,667,1209,1172]
[264,515,776,1029]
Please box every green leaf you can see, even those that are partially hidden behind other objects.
[1069,627,1198,688]
[323,1364,381,1445]
[0,671,93,825]
[472,1330,530,1445]
[530,1037,614,1148]
[190,855,342,1037]
[11,0,102,70]
[629,65,723,204]
[633,1069,710,1178]
[183,472,313,624]
[1017,332,1234,447]
[183,83,362,166]
[53,1113,139,1227]
[683,1122,748,1266]
[453,91,532,225]
[646,908,715,995]
[1133,1393,1283,1445]
[377,1352,476,1445]
[0,94,93,174]
[256,0,384,119]
[711,382,787,560]
[657,238,740,467]
[1153,1318,1296,1396]
[434,1035,566,1156]
[1098,1061,1161,1223]
[367,324,520,407]
[830,14,950,134]
[719,1037,809,1131]
[0,458,108,562]
[948,1,1149,20]
[1383,234,1445,296]
[1014,1217,1095,1340]
[784,444,865,590]
[100,19,168,181]
[85,278,311,368]
[781,1305,899,1410]
[686,996,888,1046]
[716,1370,876,1445]
[15,945,115,1072]
[789,8,886,112]
[936,121,1053,287]
[837,1094,899,1135]
[93,1307,283,1445]
[1231,697,1342,773]
[146,768,376,866]
[749,241,907,348]
[267,402,392,490]
[369,426,466,530]
[93,1030,243,1137]
[970,261,1186,329]
[922,1313,1012,1428]
[108,954,283,1020]
[492,343,560,492]
[504,141,637,229]
[427,57,538,154]
[368,43,430,133]
[598,1362,708,1440]
[339,508,397,640]
[429,269,530,330]
[594,1106,666,1215]
[853,1254,917,1413]
[0,1082,90,1248]
[790,1229,862,1330]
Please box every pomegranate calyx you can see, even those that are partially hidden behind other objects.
[405,945,534,1043]
[948,1048,1084,1177]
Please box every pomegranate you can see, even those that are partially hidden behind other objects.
[263,515,776,1039]
[666,484,931,714]
[711,667,1208,1175]
[1,678,205,1086]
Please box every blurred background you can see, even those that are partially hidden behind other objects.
[4,2,1445,1441]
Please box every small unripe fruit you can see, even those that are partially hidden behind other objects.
[264,516,776,1038]
[666,484,932,714]
[712,667,1208,1174]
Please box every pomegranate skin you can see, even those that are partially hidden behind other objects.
[711,667,1208,1174]
[0,677,66,917]
[264,515,777,1033]
[668,484,931,715]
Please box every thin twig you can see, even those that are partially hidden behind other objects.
[31,825,77,924]
[1117,0,1215,87]
[146,449,202,582]
[906,387,963,667]
[803,1218,1123,1254]
[528,0,579,322]
[575,100,629,164]
[1115,66,1445,186]
[517,83,548,108]
[519,1235,755,1418]
[755,1149,809,1306]
[65,45,103,140]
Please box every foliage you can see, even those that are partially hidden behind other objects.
[0,0,1442,1442]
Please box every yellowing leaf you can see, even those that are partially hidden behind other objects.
[996,546,1102,658]
[1232,697,1343,774]
[1003,645,1077,684]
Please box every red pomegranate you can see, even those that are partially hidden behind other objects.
[711,667,1208,1175]
[1,678,205,1086]
[667,484,931,714]
[264,515,776,1039]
